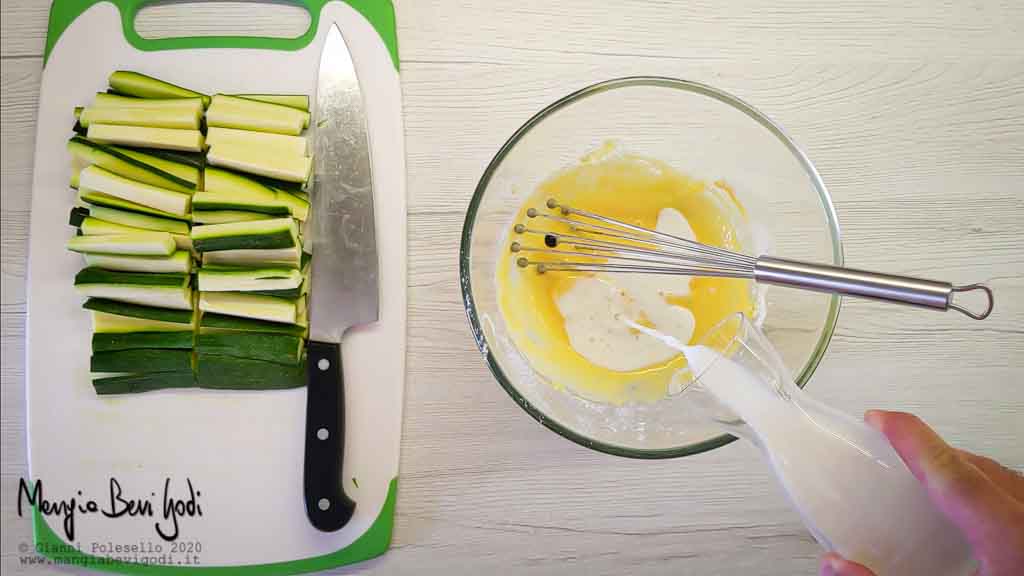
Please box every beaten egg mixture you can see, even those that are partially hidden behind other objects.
[496,147,756,404]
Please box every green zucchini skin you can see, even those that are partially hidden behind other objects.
[82,251,192,274]
[91,349,193,373]
[85,205,190,235]
[108,71,210,107]
[191,222,297,252]
[205,94,306,136]
[197,332,302,365]
[69,206,90,227]
[118,146,205,169]
[199,313,305,336]
[92,332,194,352]
[68,135,196,191]
[191,230,292,251]
[197,267,302,292]
[189,195,292,216]
[79,188,191,221]
[240,169,306,193]
[83,298,193,323]
[201,247,302,269]
[248,287,302,299]
[79,165,192,215]
[197,354,306,389]
[234,94,309,112]
[75,268,189,288]
[197,167,308,219]
[190,210,275,224]
[93,371,196,395]
[68,72,318,396]
[67,231,177,256]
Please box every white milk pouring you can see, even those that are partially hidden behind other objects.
[680,344,973,575]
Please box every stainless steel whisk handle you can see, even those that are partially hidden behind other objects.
[754,257,994,320]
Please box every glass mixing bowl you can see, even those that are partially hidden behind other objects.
[460,77,842,458]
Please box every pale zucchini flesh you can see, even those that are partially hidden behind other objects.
[295,295,308,328]
[83,251,192,273]
[79,216,144,235]
[67,231,177,256]
[173,234,192,251]
[79,106,201,130]
[86,205,190,234]
[77,285,192,310]
[75,268,192,310]
[80,165,191,215]
[190,210,275,224]
[93,93,203,112]
[197,267,302,292]
[277,191,309,221]
[79,188,191,221]
[205,94,306,136]
[203,166,277,195]
[92,311,194,333]
[87,124,205,152]
[68,136,196,193]
[198,292,297,324]
[201,246,302,268]
[205,127,308,157]
[206,142,311,183]
[233,94,309,112]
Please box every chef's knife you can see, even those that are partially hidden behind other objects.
[303,24,378,532]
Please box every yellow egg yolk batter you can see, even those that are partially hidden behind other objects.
[496,148,756,404]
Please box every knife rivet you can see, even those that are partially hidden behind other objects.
[317,428,329,440]
[318,498,331,511]
[318,358,330,371]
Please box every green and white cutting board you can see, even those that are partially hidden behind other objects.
[25,1,407,572]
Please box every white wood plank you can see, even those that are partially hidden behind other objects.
[3,1,1023,574]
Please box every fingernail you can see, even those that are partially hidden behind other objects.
[821,554,841,576]
[864,410,884,431]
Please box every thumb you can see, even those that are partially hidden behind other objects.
[820,552,876,576]
[864,410,1015,554]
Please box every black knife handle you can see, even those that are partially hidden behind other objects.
[304,340,356,531]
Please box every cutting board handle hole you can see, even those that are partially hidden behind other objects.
[134,1,313,40]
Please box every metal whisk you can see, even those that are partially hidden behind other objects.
[511,199,994,320]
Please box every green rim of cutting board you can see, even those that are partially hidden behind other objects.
[31,477,397,574]
[44,0,400,70]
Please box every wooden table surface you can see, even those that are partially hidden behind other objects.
[2,1,1022,574]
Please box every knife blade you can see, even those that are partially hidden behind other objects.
[303,24,378,532]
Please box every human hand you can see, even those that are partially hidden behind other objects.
[819,410,1024,576]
